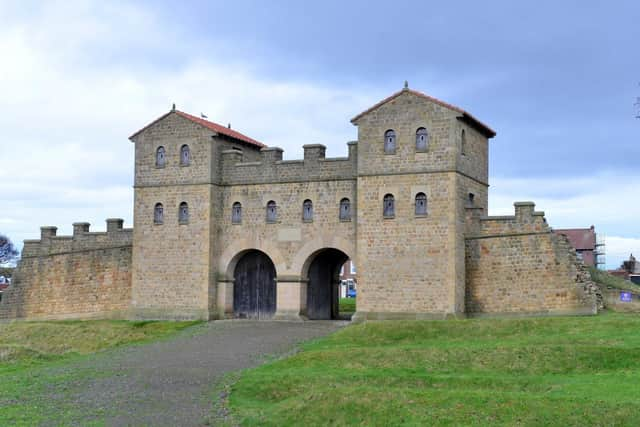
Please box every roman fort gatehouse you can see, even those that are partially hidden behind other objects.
[0,86,599,321]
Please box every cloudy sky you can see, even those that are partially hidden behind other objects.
[1,0,638,269]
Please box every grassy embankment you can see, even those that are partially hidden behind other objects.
[229,312,640,426]
[589,266,640,292]
[0,320,199,425]
[0,319,199,364]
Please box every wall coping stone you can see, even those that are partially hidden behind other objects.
[320,157,349,162]
[465,230,551,240]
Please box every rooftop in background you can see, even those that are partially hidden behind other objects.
[554,226,597,251]
[129,109,266,149]
[621,254,639,275]
[554,225,602,268]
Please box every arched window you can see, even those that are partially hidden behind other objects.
[383,194,395,218]
[180,144,190,166]
[415,192,427,216]
[467,193,475,207]
[416,127,429,151]
[461,129,467,155]
[156,146,166,167]
[232,202,242,224]
[339,198,351,221]
[179,202,189,223]
[384,129,396,154]
[154,203,164,224]
[303,199,313,222]
[266,201,277,223]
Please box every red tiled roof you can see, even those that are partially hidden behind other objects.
[350,88,496,138]
[608,269,630,279]
[554,227,596,250]
[129,110,266,148]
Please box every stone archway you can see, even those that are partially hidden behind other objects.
[233,250,277,319]
[304,248,350,320]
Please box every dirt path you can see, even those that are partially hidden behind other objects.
[44,320,346,426]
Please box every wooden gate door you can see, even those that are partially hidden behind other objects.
[233,251,276,319]
[307,255,333,319]
[307,250,347,320]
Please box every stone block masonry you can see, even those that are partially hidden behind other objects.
[220,142,357,185]
[0,219,132,320]
[0,86,599,321]
[465,203,598,316]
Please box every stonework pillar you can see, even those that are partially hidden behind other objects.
[216,280,234,319]
[273,277,307,320]
[332,279,341,319]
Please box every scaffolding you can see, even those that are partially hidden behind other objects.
[595,233,606,269]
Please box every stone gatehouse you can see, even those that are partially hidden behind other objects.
[0,85,598,321]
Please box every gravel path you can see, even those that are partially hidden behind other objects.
[45,320,346,426]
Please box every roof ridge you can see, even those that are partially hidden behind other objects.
[174,111,266,147]
[350,88,496,138]
[129,110,266,148]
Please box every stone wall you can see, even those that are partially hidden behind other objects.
[456,121,489,185]
[130,112,228,320]
[216,178,357,319]
[131,184,214,320]
[465,202,598,316]
[0,219,132,320]
[133,112,263,187]
[220,143,357,185]
[350,89,491,320]
[1,90,602,322]
[601,288,640,312]
[354,173,460,319]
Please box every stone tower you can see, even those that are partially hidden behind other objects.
[128,110,264,319]
[350,86,495,320]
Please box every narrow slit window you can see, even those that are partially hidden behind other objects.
[461,129,467,155]
[416,127,429,151]
[384,129,396,154]
[180,144,190,166]
[339,198,351,221]
[156,146,166,167]
[415,192,427,216]
[303,199,313,221]
[232,202,242,224]
[266,201,277,223]
[154,203,164,224]
[383,194,395,218]
[467,193,475,207]
[179,202,189,223]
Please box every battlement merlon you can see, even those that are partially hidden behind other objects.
[220,141,358,185]
[465,201,550,238]
[21,219,133,258]
[261,146,284,163]
[303,144,325,161]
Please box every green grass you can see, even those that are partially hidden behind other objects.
[589,266,640,292]
[0,319,200,426]
[339,297,356,315]
[229,312,640,426]
[0,319,199,364]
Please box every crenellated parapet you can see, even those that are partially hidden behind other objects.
[21,218,133,258]
[464,201,597,317]
[221,142,357,185]
[465,201,549,239]
[0,218,133,321]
